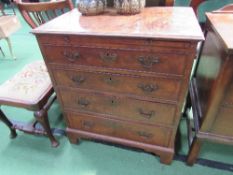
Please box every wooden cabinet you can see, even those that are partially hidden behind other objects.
[32,8,203,164]
[187,12,233,165]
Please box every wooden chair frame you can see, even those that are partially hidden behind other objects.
[0,91,58,147]
[0,61,59,147]
[16,0,74,28]
[0,0,74,147]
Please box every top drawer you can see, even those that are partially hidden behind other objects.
[37,34,192,50]
[42,45,187,76]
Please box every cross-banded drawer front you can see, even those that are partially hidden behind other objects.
[52,68,181,101]
[59,88,176,126]
[66,112,172,147]
[44,46,186,76]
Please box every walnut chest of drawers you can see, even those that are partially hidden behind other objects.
[32,7,204,164]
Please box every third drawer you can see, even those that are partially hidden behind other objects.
[58,88,177,126]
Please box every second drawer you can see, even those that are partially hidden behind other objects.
[52,68,181,101]
[59,88,177,126]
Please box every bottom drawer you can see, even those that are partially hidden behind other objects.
[211,107,233,137]
[66,112,172,147]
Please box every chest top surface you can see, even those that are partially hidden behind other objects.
[32,7,204,41]
[206,12,233,52]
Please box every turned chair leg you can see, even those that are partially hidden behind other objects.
[0,109,17,138]
[34,109,59,147]
[187,136,202,165]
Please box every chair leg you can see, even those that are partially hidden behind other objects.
[0,46,5,57]
[34,109,59,147]
[5,37,16,59]
[187,136,202,165]
[0,109,17,138]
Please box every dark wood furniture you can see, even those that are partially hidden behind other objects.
[32,7,203,164]
[190,0,206,14]
[187,11,233,165]
[146,0,174,6]
[16,0,74,28]
[0,61,59,147]
[106,0,174,7]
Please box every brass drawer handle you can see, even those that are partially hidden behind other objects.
[137,131,153,139]
[100,52,117,62]
[138,56,160,68]
[137,83,158,93]
[82,121,94,129]
[63,51,80,62]
[77,98,90,107]
[138,108,155,119]
[72,75,85,85]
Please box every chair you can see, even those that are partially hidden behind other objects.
[16,0,74,28]
[0,0,73,147]
[0,60,59,147]
[0,1,21,59]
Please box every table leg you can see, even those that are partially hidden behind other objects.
[187,137,202,165]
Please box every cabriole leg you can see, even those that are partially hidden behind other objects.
[34,109,59,147]
[0,109,17,138]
